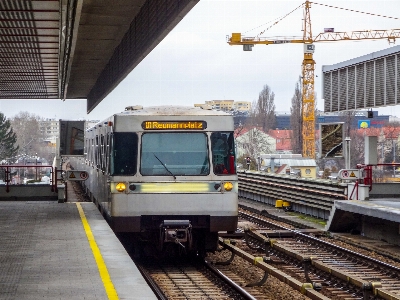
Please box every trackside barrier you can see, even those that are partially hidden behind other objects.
[356,163,400,191]
[238,171,347,220]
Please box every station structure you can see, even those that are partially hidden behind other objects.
[1,2,400,297]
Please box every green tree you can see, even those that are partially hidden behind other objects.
[0,113,19,161]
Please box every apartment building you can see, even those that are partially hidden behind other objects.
[195,100,251,112]
[39,119,59,145]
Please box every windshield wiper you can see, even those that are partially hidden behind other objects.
[153,154,176,179]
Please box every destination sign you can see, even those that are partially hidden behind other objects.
[142,121,207,130]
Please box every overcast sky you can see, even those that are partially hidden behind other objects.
[1,0,400,120]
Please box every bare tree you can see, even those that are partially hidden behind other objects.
[236,128,274,159]
[337,110,357,136]
[349,129,366,167]
[9,112,46,158]
[253,84,276,132]
[290,77,302,154]
[382,121,400,176]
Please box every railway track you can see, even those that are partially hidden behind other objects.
[235,209,400,300]
[238,205,316,230]
[135,257,257,299]
[130,207,329,300]
[116,205,400,299]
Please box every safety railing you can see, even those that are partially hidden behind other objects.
[0,165,60,193]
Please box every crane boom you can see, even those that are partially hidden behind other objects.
[228,28,400,45]
[227,0,398,159]
[314,29,400,42]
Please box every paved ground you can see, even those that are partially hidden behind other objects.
[0,199,157,299]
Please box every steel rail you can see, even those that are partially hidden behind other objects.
[239,204,315,229]
[218,238,330,300]
[204,260,257,300]
[135,257,252,299]
[134,262,169,300]
[240,211,400,300]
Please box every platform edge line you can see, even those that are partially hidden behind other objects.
[76,202,119,300]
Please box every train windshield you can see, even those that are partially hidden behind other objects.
[141,133,209,176]
[211,132,236,175]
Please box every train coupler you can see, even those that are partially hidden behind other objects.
[160,220,192,249]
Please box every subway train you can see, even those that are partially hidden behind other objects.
[68,105,238,255]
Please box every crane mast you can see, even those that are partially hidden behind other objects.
[302,1,316,158]
[227,1,399,159]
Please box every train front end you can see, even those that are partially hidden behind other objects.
[109,106,238,253]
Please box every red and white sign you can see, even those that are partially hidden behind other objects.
[338,169,361,180]
[66,170,89,181]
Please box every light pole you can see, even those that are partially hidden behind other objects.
[393,139,396,177]
[344,137,351,169]
[35,153,38,181]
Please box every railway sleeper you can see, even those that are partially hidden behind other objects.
[242,178,344,196]
[240,179,345,200]
[242,190,326,207]
[272,241,394,299]
[242,185,335,206]
[238,173,345,194]
[238,230,394,299]
[217,238,331,300]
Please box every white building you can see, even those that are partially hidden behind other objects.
[39,118,59,145]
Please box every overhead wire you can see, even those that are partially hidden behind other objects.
[244,1,399,40]
[243,3,304,37]
[310,2,399,20]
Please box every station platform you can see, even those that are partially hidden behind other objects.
[0,199,157,299]
[326,198,400,248]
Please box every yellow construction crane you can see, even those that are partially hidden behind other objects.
[228,1,400,159]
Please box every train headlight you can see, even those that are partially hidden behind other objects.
[223,181,233,191]
[115,182,126,192]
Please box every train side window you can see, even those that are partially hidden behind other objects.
[85,138,89,162]
[91,138,94,166]
[110,132,138,176]
[100,134,105,172]
[105,133,111,174]
[95,135,99,168]
[211,132,236,175]
[87,138,92,165]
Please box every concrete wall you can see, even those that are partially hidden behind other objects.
[362,216,400,247]
[370,183,400,198]
[0,185,58,200]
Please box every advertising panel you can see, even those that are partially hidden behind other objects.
[358,120,371,129]
[320,123,344,158]
[59,120,85,155]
